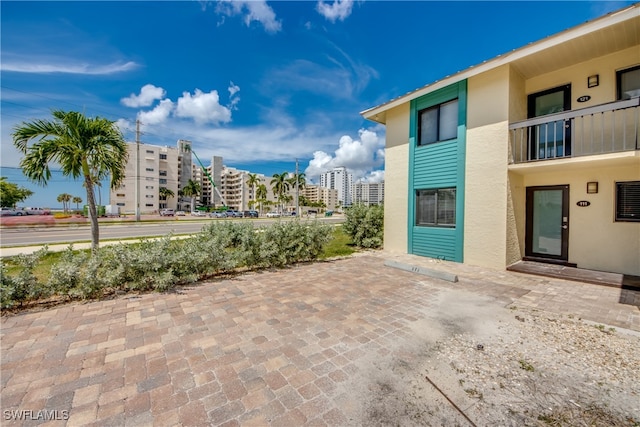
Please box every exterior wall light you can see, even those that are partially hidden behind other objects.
[588,74,599,88]
[587,181,599,194]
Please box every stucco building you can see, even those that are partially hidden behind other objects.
[111,140,188,214]
[319,166,353,207]
[352,182,385,206]
[362,5,640,276]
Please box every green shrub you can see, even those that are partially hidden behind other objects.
[0,220,335,309]
[1,248,49,308]
[342,204,384,248]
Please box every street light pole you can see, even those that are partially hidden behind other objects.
[295,159,299,218]
[135,119,140,222]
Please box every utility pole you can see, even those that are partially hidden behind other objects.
[135,119,141,222]
[295,159,299,218]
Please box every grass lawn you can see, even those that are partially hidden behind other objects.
[320,226,357,259]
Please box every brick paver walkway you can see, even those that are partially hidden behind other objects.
[1,253,638,426]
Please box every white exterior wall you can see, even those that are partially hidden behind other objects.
[464,65,511,269]
[514,162,640,275]
[111,143,181,214]
[382,104,410,253]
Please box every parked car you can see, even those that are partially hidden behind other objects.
[266,211,280,218]
[0,207,17,217]
[175,211,186,216]
[210,211,227,218]
[191,211,207,217]
[226,210,243,218]
[24,207,51,215]
[243,210,259,218]
[160,208,175,216]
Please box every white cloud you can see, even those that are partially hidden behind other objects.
[115,118,134,135]
[1,57,139,75]
[175,89,232,125]
[361,170,385,184]
[316,0,354,22]
[216,0,282,33]
[138,99,174,125]
[121,84,166,108]
[262,57,377,101]
[228,82,241,110]
[228,81,240,97]
[305,128,385,182]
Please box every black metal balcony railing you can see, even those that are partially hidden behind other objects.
[509,97,639,164]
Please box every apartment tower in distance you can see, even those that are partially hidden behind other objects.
[352,181,385,206]
[319,166,353,208]
[111,140,187,214]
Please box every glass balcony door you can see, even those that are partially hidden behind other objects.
[527,85,572,160]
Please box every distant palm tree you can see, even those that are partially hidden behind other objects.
[288,172,306,216]
[246,173,260,206]
[57,193,72,213]
[270,172,290,213]
[181,179,200,213]
[255,183,268,214]
[72,196,83,211]
[287,172,306,191]
[159,187,175,201]
[13,110,127,253]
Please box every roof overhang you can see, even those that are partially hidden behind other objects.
[361,4,640,124]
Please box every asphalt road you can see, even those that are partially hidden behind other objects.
[0,216,344,247]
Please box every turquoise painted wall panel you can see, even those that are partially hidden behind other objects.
[408,80,467,262]
[411,228,457,260]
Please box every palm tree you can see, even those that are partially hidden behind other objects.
[91,173,103,207]
[288,172,306,216]
[270,172,290,213]
[72,196,83,211]
[255,183,268,214]
[287,172,306,191]
[57,193,72,213]
[181,179,200,213]
[246,173,260,207]
[159,187,175,203]
[13,110,127,253]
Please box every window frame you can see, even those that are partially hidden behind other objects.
[615,181,640,222]
[417,98,459,146]
[415,187,457,227]
[617,65,640,100]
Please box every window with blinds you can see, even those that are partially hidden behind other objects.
[616,181,640,222]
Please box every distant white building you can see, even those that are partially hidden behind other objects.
[301,184,339,210]
[110,140,188,214]
[352,181,385,206]
[319,166,352,207]
[194,157,275,211]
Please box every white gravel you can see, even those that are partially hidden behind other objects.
[355,289,640,426]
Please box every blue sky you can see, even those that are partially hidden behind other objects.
[1,0,634,208]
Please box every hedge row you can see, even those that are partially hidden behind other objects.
[1,220,333,309]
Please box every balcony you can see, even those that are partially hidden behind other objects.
[509,98,639,164]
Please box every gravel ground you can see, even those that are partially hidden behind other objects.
[353,289,640,426]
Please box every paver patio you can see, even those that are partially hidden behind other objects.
[1,252,638,426]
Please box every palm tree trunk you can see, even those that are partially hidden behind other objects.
[84,173,99,253]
